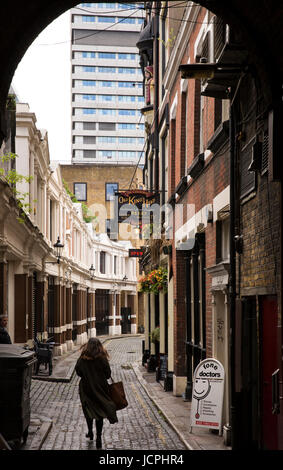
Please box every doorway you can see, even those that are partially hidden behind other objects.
[95,290,109,336]
[260,295,278,450]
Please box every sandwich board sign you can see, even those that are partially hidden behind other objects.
[190,358,225,435]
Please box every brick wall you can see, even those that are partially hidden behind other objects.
[240,177,281,296]
[61,164,143,219]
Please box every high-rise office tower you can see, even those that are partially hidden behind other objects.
[71,2,145,165]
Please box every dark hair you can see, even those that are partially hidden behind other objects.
[80,337,109,361]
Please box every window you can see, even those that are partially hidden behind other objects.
[82,80,96,87]
[82,51,96,58]
[100,251,106,274]
[114,255,117,274]
[118,109,136,116]
[240,137,257,199]
[117,2,137,8]
[118,151,137,159]
[120,17,135,24]
[98,67,116,74]
[118,67,136,74]
[118,95,136,102]
[83,136,96,144]
[99,122,115,131]
[82,108,96,114]
[118,82,135,88]
[82,94,96,100]
[106,183,118,201]
[98,136,116,143]
[98,150,116,158]
[118,123,135,130]
[216,216,230,263]
[98,94,115,102]
[84,150,96,158]
[82,15,95,22]
[99,81,116,88]
[118,53,136,60]
[74,183,87,201]
[99,109,116,115]
[98,52,116,59]
[83,122,96,130]
[98,2,116,7]
[97,16,116,23]
[118,137,136,144]
[82,66,96,72]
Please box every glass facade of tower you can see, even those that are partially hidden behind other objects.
[71,3,145,165]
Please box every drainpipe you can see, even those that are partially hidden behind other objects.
[229,101,238,449]
[153,10,159,193]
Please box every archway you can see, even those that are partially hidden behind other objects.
[0,1,282,144]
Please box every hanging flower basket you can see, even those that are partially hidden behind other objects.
[139,266,168,294]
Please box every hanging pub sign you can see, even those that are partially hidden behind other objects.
[129,248,145,258]
[115,189,159,225]
[190,358,225,435]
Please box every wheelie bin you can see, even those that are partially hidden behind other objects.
[0,344,36,448]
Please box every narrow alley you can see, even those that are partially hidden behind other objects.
[23,337,186,451]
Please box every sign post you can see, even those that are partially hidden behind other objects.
[190,358,225,435]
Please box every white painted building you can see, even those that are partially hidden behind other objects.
[0,101,138,356]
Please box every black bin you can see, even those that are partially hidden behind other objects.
[0,344,36,446]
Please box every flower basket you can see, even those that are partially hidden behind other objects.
[139,266,168,294]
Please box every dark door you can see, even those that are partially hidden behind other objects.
[95,290,109,336]
[260,295,278,449]
[121,307,131,334]
[72,285,78,341]
[241,296,259,449]
[48,276,55,338]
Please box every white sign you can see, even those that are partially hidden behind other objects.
[190,358,225,434]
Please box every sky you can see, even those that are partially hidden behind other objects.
[12,11,71,163]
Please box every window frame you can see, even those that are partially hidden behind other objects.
[73,182,87,202]
[105,182,119,201]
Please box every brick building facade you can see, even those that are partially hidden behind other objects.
[137,1,282,450]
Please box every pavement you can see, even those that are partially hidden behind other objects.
[25,334,231,451]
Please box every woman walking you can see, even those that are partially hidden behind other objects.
[75,337,118,449]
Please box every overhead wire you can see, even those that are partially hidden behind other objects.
[37,7,140,46]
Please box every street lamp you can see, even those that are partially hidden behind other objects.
[89,264,96,280]
[45,236,64,265]
[53,237,64,264]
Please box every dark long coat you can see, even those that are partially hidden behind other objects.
[75,355,118,424]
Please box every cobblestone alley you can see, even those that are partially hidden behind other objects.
[24,337,187,451]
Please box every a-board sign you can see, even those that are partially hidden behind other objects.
[190,358,225,434]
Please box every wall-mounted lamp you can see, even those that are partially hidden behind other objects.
[123,275,128,285]
[45,236,64,264]
[89,264,96,280]
[53,237,64,264]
